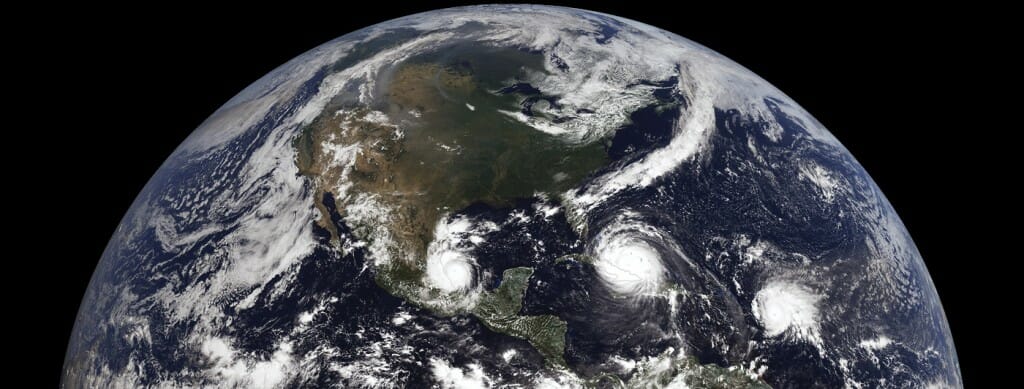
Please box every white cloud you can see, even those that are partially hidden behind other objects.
[430,358,494,388]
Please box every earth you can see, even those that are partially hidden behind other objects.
[63,5,961,388]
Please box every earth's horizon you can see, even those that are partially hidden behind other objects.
[64,5,960,388]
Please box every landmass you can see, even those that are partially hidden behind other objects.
[471,267,567,366]
[293,48,593,365]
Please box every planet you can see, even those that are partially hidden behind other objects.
[63,5,961,388]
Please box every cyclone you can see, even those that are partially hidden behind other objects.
[590,213,674,296]
[64,5,960,388]
[424,216,487,293]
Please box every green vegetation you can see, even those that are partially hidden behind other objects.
[291,41,778,384]
[471,267,567,366]
[589,350,771,388]
[678,361,772,389]
[380,45,608,212]
[554,253,591,264]
[293,43,611,370]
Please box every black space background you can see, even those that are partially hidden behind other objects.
[17,2,1005,386]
